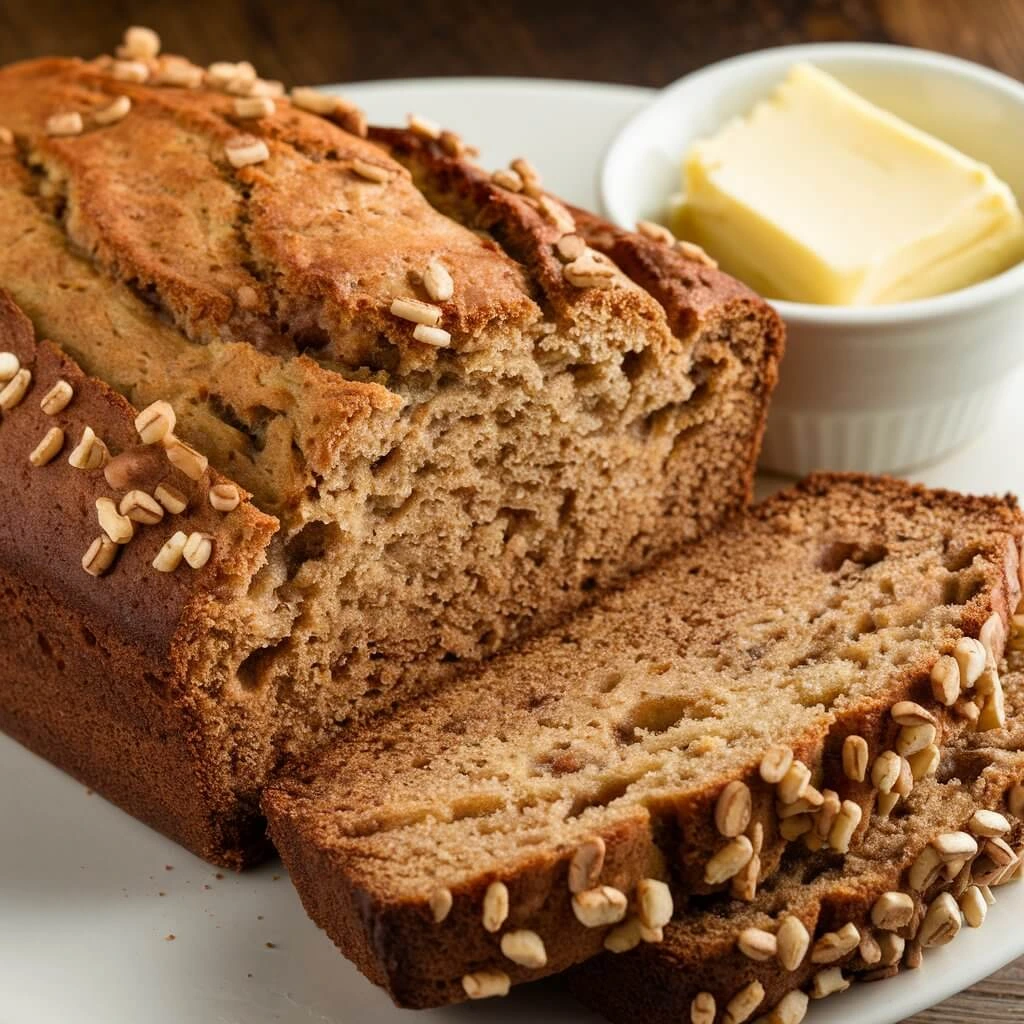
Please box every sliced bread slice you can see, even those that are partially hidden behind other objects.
[263,475,1024,1007]
[569,656,1024,1024]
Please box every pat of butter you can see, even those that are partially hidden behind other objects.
[676,63,1024,305]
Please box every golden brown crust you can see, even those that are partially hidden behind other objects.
[0,58,540,366]
[369,125,778,348]
[0,290,278,864]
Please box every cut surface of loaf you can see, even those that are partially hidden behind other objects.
[0,51,781,866]
[263,475,1024,1007]
[569,656,1024,1024]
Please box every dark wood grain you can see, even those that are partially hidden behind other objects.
[1,0,1021,86]
[0,0,889,87]
[0,0,1021,1020]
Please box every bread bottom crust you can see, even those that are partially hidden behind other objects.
[0,567,270,870]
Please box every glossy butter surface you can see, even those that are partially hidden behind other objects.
[677,63,1024,305]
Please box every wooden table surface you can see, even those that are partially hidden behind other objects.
[1,0,1022,1020]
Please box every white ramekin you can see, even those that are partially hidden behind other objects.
[601,44,1024,476]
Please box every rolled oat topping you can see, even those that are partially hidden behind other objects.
[152,531,188,573]
[871,891,915,931]
[829,799,863,854]
[249,79,285,98]
[960,885,988,928]
[908,744,941,780]
[209,483,241,512]
[390,297,442,327]
[954,637,986,687]
[236,285,259,310]
[636,878,673,930]
[563,251,617,290]
[0,366,30,409]
[538,195,576,234]
[777,759,812,803]
[350,159,391,183]
[46,112,83,137]
[481,880,509,932]
[679,239,718,268]
[491,168,524,192]
[183,532,214,569]
[407,113,441,140]
[603,917,644,954]
[82,535,118,577]
[777,915,810,970]
[930,655,961,705]
[422,259,454,302]
[918,891,961,947]
[151,57,204,88]
[571,885,628,927]
[723,979,764,1024]
[969,809,1011,837]
[637,219,676,245]
[759,743,794,784]
[290,87,340,115]
[93,95,132,126]
[428,887,453,923]
[568,837,606,893]
[117,25,161,61]
[154,482,188,515]
[737,926,777,961]
[811,922,860,964]
[68,426,109,470]
[691,992,716,1024]
[110,60,150,83]
[163,435,209,480]
[120,489,165,525]
[439,130,465,157]
[715,781,752,838]
[233,96,276,119]
[461,970,510,1000]
[500,929,547,968]
[510,157,542,197]
[810,967,849,998]
[555,233,586,263]
[96,497,135,545]
[28,427,64,467]
[135,400,176,445]
[705,835,753,884]
[412,324,451,348]
[213,61,257,94]
[225,135,270,169]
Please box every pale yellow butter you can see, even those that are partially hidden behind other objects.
[676,63,1024,305]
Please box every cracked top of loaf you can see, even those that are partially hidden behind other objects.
[0,56,761,376]
[0,57,537,365]
[0,54,780,529]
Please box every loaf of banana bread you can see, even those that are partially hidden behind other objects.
[0,46,782,867]
[263,475,1024,1007]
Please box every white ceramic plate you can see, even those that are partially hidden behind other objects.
[1,77,1022,1024]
